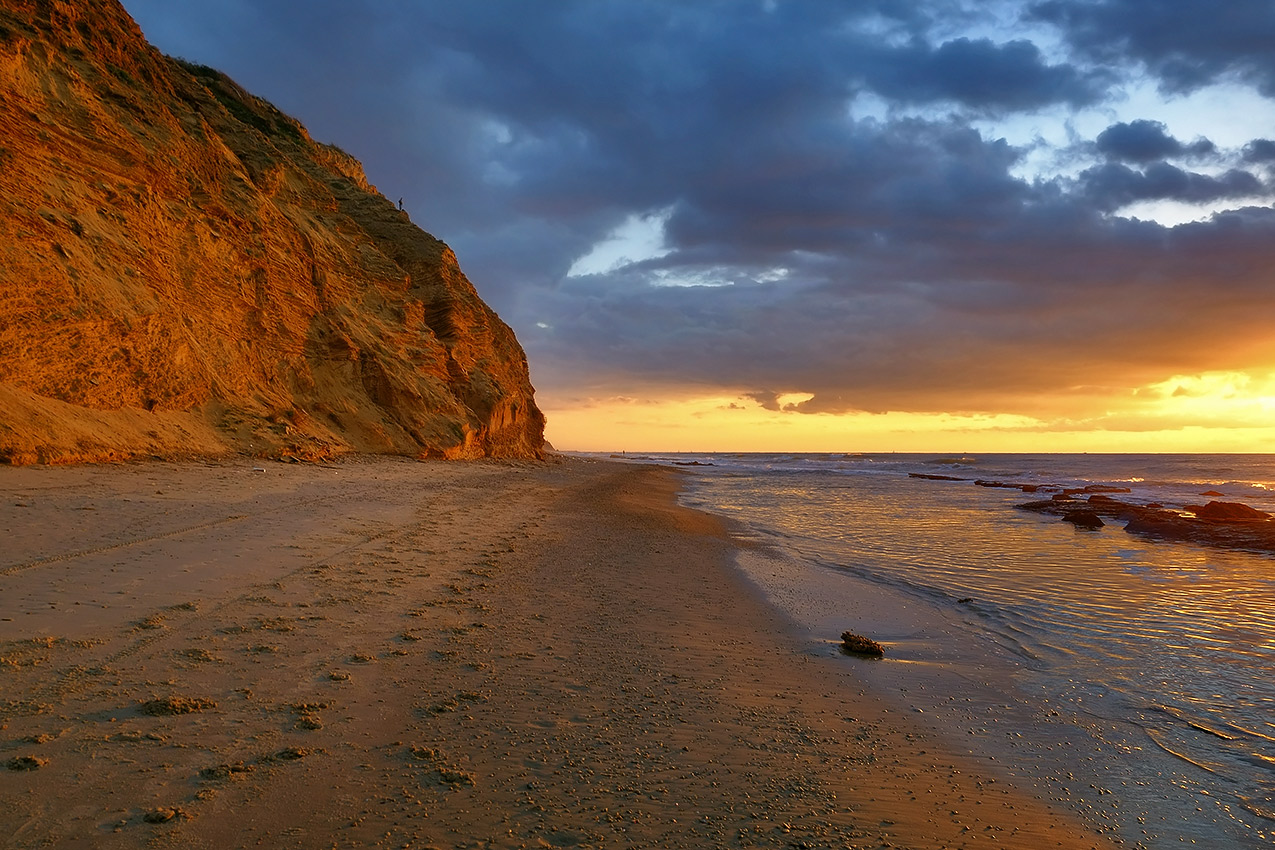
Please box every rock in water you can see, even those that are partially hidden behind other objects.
[840,631,885,657]
[0,1,544,463]
[1062,510,1104,529]
[1185,501,1271,522]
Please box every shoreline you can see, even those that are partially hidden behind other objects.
[1,456,1114,848]
[725,543,1138,844]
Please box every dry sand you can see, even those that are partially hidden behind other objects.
[0,457,1116,849]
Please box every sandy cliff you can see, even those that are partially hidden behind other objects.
[0,0,545,463]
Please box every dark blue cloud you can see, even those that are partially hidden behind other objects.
[1094,120,1214,163]
[1032,0,1275,95]
[863,37,1108,111]
[1243,139,1275,163]
[659,118,1031,270]
[1079,162,1264,212]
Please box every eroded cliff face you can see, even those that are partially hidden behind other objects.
[0,0,545,463]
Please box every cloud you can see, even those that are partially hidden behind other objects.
[862,36,1110,111]
[1079,162,1264,211]
[1243,139,1275,163]
[530,199,1275,418]
[746,391,784,412]
[1094,120,1214,163]
[1032,0,1275,95]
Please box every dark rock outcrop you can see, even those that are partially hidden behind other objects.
[975,480,1027,490]
[910,465,1275,557]
[1185,501,1271,522]
[1062,510,1104,529]
[0,0,544,463]
[1018,495,1275,555]
[974,479,1053,493]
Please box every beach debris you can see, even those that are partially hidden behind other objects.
[132,614,165,631]
[199,761,254,781]
[200,747,312,782]
[840,631,885,657]
[142,807,182,824]
[957,597,974,604]
[6,755,48,771]
[407,745,476,787]
[1062,510,1104,529]
[290,701,329,730]
[434,766,477,786]
[107,730,167,743]
[139,696,216,716]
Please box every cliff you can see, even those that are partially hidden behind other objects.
[0,0,545,463]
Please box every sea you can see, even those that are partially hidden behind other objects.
[581,452,1275,849]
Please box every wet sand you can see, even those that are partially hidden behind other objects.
[0,457,1115,848]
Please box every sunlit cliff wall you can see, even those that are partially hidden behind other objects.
[0,0,545,463]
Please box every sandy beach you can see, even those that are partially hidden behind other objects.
[0,457,1115,849]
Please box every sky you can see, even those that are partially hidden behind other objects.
[119,0,1275,453]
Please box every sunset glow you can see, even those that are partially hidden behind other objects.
[543,375,1275,454]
